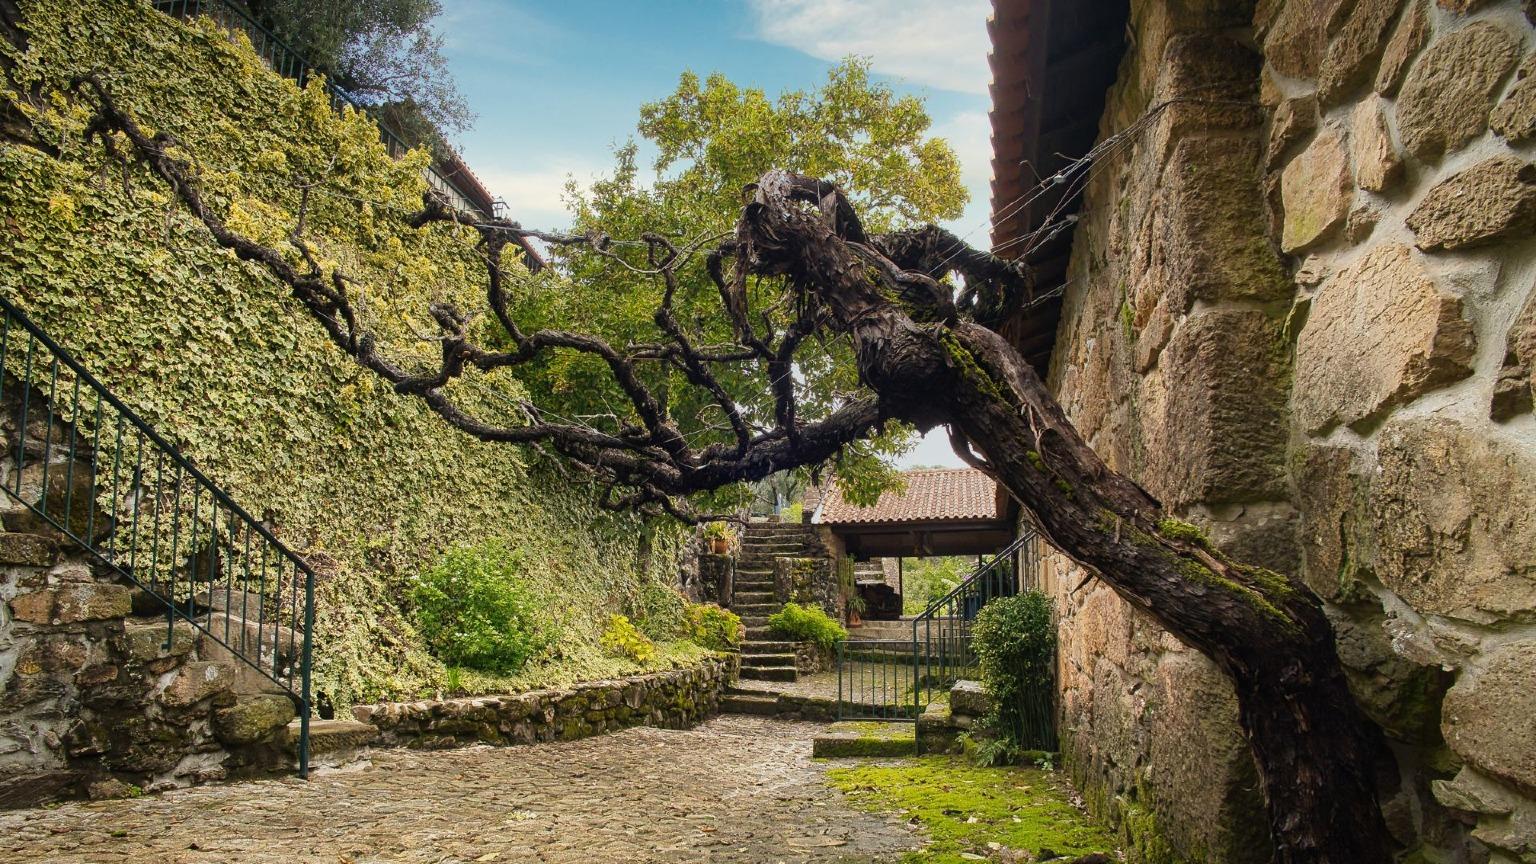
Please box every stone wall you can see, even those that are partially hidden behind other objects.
[1041,1,1536,861]
[354,657,738,749]
[0,393,303,808]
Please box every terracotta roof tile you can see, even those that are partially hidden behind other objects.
[814,468,1001,525]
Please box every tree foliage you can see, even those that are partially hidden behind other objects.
[240,0,470,144]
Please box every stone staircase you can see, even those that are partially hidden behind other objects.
[1,526,375,806]
[733,521,818,684]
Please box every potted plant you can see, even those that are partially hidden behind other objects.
[846,592,867,628]
[703,521,735,555]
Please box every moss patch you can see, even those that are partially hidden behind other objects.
[827,755,1117,863]
[814,721,918,758]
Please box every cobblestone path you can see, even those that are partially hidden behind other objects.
[0,716,917,863]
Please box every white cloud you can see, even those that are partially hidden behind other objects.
[933,108,993,229]
[748,0,992,94]
[471,162,605,231]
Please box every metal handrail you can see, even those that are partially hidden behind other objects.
[914,529,1033,620]
[0,294,313,777]
[907,528,1034,718]
[152,0,491,219]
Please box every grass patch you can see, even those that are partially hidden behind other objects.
[827,755,1116,863]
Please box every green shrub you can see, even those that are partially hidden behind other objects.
[781,501,803,523]
[410,540,555,673]
[971,591,1057,753]
[767,602,847,652]
[684,603,743,651]
[600,613,656,663]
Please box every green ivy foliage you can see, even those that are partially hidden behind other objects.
[0,0,687,707]
[410,539,555,672]
[767,601,847,652]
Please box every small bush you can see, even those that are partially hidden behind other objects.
[971,591,1056,752]
[767,602,847,652]
[685,603,743,652]
[411,539,555,673]
[601,613,656,663]
[781,501,803,523]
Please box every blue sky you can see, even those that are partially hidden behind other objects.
[437,0,994,466]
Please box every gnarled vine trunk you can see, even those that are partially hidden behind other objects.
[738,173,1392,864]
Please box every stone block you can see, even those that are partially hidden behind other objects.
[1267,94,1317,169]
[948,679,992,718]
[1263,0,1343,79]
[1151,135,1289,306]
[9,583,132,625]
[1350,95,1402,192]
[1407,156,1536,252]
[1492,284,1536,422]
[1296,445,1370,602]
[2,461,111,543]
[1148,651,1272,863]
[1141,309,1289,508]
[1370,417,1536,624]
[214,693,296,746]
[0,532,56,567]
[1491,53,1536,144]
[120,618,200,663]
[1397,21,1520,159]
[1294,244,1475,433]
[1329,604,1451,744]
[159,660,235,708]
[1442,640,1536,791]
[1280,126,1353,252]
[1319,0,1405,105]
[1376,0,1429,96]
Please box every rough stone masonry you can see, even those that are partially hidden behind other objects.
[1034,1,1536,861]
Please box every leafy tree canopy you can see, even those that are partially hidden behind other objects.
[240,0,470,144]
[515,60,967,508]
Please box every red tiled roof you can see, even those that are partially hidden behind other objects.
[814,468,1002,525]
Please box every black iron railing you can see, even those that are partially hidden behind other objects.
[836,639,921,720]
[909,529,1033,711]
[834,527,1057,741]
[0,295,314,776]
[152,0,491,218]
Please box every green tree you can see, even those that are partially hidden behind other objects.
[509,61,965,509]
[241,0,470,141]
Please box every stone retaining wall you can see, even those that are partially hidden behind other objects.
[1040,1,1536,861]
[353,656,739,749]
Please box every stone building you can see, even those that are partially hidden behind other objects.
[990,0,1536,860]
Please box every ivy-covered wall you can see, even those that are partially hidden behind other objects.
[0,1,694,709]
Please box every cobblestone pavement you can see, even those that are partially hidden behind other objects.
[0,716,919,863]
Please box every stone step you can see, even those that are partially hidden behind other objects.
[285,718,378,769]
[741,652,796,667]
[745,626,774,640]
[740,666,797,682]
[733,560,780,571]
[742,640,796,654]
[734,590,776,604]
[733,603,779,616]
[719,693,781,716]
[740,616,771,628]
[812,721,917,758]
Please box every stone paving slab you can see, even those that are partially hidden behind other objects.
[0,715,918,863]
